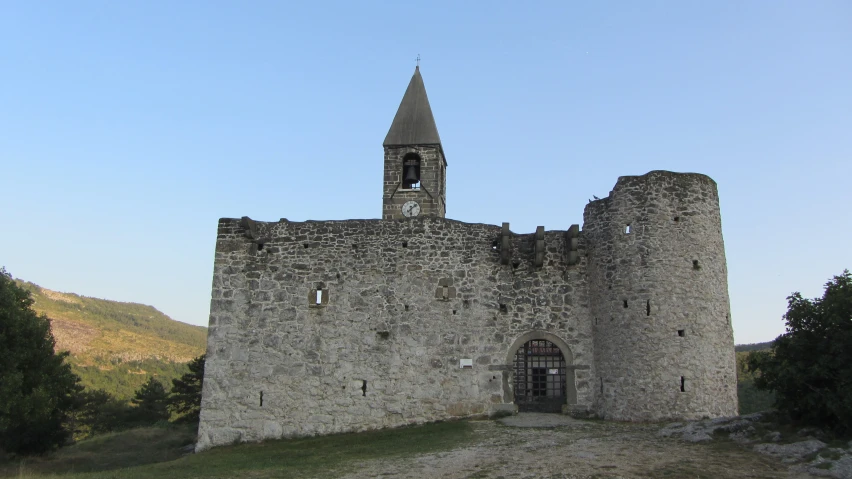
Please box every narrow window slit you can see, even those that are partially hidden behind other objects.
[646,300,651,316]
[623,300,628,309]
[625,224,631,234]
[680,376,686,392]
[693,260,700,270]
[259,391,264,406]
[257,243,264,251]
[316,289,323,305]
[404,304,409,311]
[402,241,408,248]
[600,377,604,394]
[678,329,685,337]
[361,380,367,397]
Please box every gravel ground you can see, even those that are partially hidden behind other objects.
[337,413,815,479]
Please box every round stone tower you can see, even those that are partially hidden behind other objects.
[583,171,737,421]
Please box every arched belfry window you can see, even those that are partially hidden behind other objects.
[402,153,421,190]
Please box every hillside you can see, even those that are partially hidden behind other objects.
[18,280,207,399]
[735,341,774,352]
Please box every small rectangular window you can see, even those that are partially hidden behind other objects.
[310,286,328,307]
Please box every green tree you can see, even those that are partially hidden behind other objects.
[748,270,852,433]
[130,377,169,424]
[169,354,205,422]
[0,268,81,454]
[67,388,135,439]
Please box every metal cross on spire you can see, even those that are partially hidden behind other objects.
[416,54,420,68]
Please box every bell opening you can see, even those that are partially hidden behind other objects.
[402,153,421,190]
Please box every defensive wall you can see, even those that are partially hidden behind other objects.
[196,170,737,451]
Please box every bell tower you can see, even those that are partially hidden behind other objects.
[382,66,447,220]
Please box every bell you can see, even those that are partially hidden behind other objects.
[404,166,419,184]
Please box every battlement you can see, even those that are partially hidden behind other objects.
[585,170,718,216]
[216,216,583,274]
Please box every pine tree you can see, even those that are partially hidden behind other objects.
[67,388,134,438]
[0,269,81,454]
[169,354,205,422]
[130,377,169,424]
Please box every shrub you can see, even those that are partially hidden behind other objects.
[748,270,852,433]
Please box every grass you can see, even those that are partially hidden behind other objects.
[1,421,472,479]
[0,424,197,478]
[737,380,775,415]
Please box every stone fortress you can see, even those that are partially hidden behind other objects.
[196,67,738,452]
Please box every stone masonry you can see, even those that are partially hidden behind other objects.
[382,145,446,220]
[195,68,737,452]
[585,171,737,421]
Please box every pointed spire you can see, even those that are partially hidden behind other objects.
[383,66,442,146]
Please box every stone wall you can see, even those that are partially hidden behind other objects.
[196,217,593,451]
[196,169,739,452]
[382,146,446,220]
[584,171,738,420]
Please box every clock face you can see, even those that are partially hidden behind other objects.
[402,200,421,218]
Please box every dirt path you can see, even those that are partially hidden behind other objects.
[338,414,812,479]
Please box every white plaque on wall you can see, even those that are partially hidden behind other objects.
[459,359,473,369]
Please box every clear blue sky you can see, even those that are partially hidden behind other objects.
[1,1,849,344]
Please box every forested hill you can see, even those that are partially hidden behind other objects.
[735,341,773,352]
[18,280,207,399]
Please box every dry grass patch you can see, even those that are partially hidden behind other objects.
[1,421,472,479]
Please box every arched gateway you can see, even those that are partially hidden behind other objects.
[507,332,576,413]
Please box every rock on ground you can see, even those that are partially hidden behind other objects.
[755,440,828,463]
